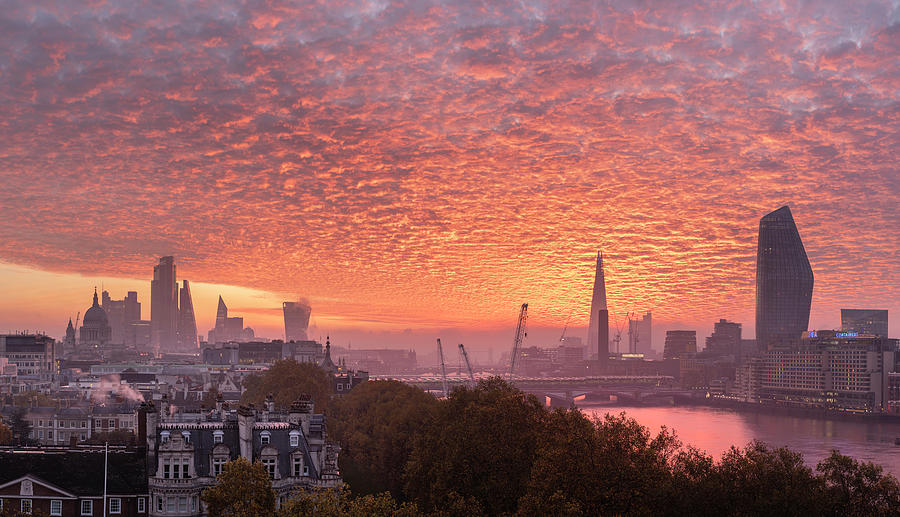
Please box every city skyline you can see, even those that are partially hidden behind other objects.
[0,1,898,349]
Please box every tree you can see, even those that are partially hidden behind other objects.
[817,450,900,516]
[714,441,825,516]
[201,457,276,517]
[277,488,421,517]
[329,380,438,499]
[520,410,681,516]
[202,386,221,409]
[8,407,33,445]
[404,378,544,515]
[0,420,12,445]
[241,360,332,412]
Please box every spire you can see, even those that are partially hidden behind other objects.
[587,250,609,358]
[92,287,99,308]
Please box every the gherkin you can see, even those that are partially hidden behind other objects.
[755,206,814,349]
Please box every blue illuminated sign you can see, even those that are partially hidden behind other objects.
[808,331,817,338]
[836,332,859,338]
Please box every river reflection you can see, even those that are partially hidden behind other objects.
[579,404,900,477]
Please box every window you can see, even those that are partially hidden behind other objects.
[182,458,191,478]
[262,458,276,478]
[303,465,309,476]
[260,432,270,445]
[108,419,116,428]
[172,460,180,479]
[166,497,175,513]
[289,432,299,447]
[213,431,223,444]
[50,499,62,516]
[81,421,87,428]
[137,497,146,513]
[293,456,303,477]
[192,497,197,512]
[163,459,170,479]
[94,419,101,428]
[337,383,343,391]
[81,499,93,516]
[213,458,227,477]
[21,499,32,515]
[178,497,187,513]
[109,498,121,514]
[48,430,53,439]
[157,496,163,513]
[160,431,170,443]
[80,433,86,441]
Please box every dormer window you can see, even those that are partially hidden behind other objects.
[260,431,271,445]
[160,431,170,443]
[213,431,224,444]
[289,431,300,448]
[182,431,191,443]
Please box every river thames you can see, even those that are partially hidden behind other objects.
[580,404,900,477]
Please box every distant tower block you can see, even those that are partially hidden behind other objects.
[283,301,312,342]
[755,206,813,349]
[587,251,609,360]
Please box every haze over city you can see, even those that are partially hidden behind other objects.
[1,0,898,352]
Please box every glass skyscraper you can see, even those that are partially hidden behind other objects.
[755,206,814,349]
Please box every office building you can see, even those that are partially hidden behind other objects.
[628,311,652,355]
[663,330,697,360]
[587,252,609,361]
[737,330,898,412]
[283,301,312,342]
[755,206,814,349]
[0,334,56,380]
[176,280,199,350]
[705,319,742,360]
[842,309,888,338]
[207,296,254,344]
[151,257,178,354]
[102,290,143,345]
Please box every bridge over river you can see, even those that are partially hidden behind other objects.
[371,374,695,407]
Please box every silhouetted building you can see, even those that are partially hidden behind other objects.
[587,252,609,362]
[755,206,814,350]
[207,296,254,344]
[842,309,888,338]
[705,319,742,360]
[284,301,312,342]
[64,318,76,351]
[663,330,697,360]
[103,290,143,345]
[176,280,198,350]
[80,289,112,347]
[628,312,652,356]
[151,256,178,354]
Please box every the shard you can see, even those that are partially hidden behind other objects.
[755,206,814,349]
[587,251,609,361]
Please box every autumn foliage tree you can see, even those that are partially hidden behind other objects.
[241,359,332,412]
[201,457,276,517]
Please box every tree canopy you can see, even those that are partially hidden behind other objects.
[201,457,276,517]
[241,359,332,412]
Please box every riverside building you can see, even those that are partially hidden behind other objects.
[735,330,898,412]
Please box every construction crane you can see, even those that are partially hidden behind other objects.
[559,315,571,343]
[507,303,528,381]
[458,344,476,387]
[73,311,81,335]
[436,338,449,398]
[612,312,629,354]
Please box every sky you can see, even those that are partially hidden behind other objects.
[0,0,898,355]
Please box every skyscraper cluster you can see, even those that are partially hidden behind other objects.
[150,256,198,354]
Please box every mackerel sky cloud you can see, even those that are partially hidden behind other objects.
[1,0,898,346]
